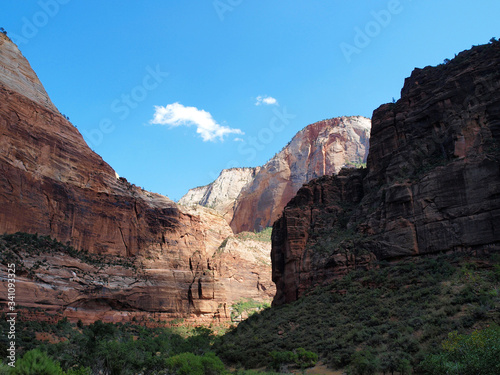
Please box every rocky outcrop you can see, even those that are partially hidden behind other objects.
[272,42,500,305]
[0,33,57,112]
[271,169,367,305]
[0,33,272,322]
[178,167,260,222]
[180,116,371,233]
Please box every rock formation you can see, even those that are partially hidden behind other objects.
[178,167,260,222]
[180,116,371,233]
[0,33,273,322]
[272,42,500,305]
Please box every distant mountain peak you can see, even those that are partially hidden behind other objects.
[180,115,371,232]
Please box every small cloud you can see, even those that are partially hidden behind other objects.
[150,103,243,142]
[233,137,244,142]
[255,95,278,106]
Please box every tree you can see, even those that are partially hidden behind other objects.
[164,352,225,375]
[350,350,380,375]
[420,326,500,374]
[11,349,64,375]
[0,360,11,375]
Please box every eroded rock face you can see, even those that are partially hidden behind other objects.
[0,33,57,112]
[0,33,272,322]
[271,169,367,306]
[0,213,274,324]
[178,167,260,222]
[180,116,371,233]
[272,42,500,305]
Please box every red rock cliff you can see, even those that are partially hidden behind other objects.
[272,42,500,305]
[0,33,273,322]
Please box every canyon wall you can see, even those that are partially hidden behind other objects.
[0,33,273,322]
[272,42,500,305]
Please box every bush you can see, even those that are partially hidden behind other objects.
[420,325,500,374]
[0,361,11,375]
[11,349,63,375]
[269,348,318,371]
[231,299,269,322]
[295,348,318,369]
[269,350,296,372]
[378,352,411,375]
[349,350,379,375]
[164,352,225,375]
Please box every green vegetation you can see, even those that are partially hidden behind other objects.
[345,159,367,169]
[0,317,290,374]
[1,232,498,373]
[164,352,225,375]
[10,349,65,375]
[269,348,318,372]
[420,325,500,375]
[231,299,270,322]
[0,319,222,375]
[235,227,273,242]
[215,254,499,372]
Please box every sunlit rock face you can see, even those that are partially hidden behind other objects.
[178,167,260,223]
[0,33,273,322]
[180,116,371,233]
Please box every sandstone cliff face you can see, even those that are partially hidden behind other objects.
[0,216,275,324]
[0,34,56,112]
[180,116,371,233]
[272,42,500,305]
[0,33,272,322]
[178,167,260,222]
[271,169,367,305]
[231,116,370,233]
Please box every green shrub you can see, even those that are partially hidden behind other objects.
[269,348,317,371]
[11,349,63,375]
[164,352,225,375]
[0,361,11,375]
[231,299,269,321]
[269,350,296,372]
[420,325,500,375]
[295,348,318,368]
[349,350,379,375]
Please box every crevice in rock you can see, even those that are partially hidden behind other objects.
[188,283,194,308]
[118,226,130,257]
[198,278,202,299]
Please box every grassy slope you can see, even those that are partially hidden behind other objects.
[215,253,500,372]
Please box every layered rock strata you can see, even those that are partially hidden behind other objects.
[0,33,272,322]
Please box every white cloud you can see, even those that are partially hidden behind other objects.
[233,137,244,142]
[255,95,278,106]
[150,103,243,142]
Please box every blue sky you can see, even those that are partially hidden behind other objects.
[1,1,499,201]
